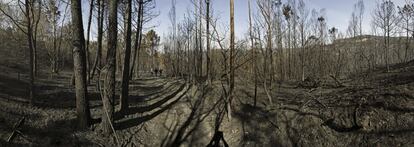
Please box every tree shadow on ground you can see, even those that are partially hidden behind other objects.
[115,85,190,130]
[0,75,30,99]
[35,91,102,109]
[161,85,221,147]
[127,84,186,114]
[0,74,105,109]
[0,140,32,147]
[129,81,181,103]
[0,114,97,146]
[129,78,170,89]
[19,118,97,146]
[233,103,282,147]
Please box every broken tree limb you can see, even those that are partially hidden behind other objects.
[329,74,345,87]
[301,97,327,109]
[97,72,120,146]
[15,130,31,143]
[7,117,25,142]
[207,131,229,147]
[263,80,273,106]
[308,88,317,93]
[302,90,327,109]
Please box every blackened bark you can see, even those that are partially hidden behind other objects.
[248,0,257,107]
[120,0,132,114]
[90,0,104,81]
[86,0,94,81]
[25,0,35,105]
[130,0,144,78]
[206,0,211,82]
[70,0,91,129]
[229,0,235,120]
[102,0,118,134]
[198,0,203,78]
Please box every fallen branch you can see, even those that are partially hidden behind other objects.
[15,130,31,142]
[308,88,317,93]
[7,117,25,142]
[302,89,327,109]
[329,74,345,87]
[321,106,362,133]
[97,70,121,146]
[263,80,273,106]
[301,97,327,109]
[258,110,279,130]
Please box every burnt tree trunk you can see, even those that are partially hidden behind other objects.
[228,0,235,121]
[90,0,105,81]
[120,0,132,114]
[85,0,94,81]
[130,0,144,78]
[70,0,91,129]
[206,0,211,82]
[25,0,35,105]
[102,0,118,134]
[248,0,257,107]
[198,0,203,78]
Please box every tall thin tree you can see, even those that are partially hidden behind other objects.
[248,0,257,107]
[85,0,94,79]
[298,0,309,81]
[373,0,398,72]
[70,0,92,129]
[90,0,105,81]
[130,0,144,78]
[206,0,211,82]
[198,0,203,78]
[102,0,118,134]
[25,0,35,104]
[228,0,235,120]
[120,0,133,114]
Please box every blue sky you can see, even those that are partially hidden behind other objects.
[148,0,407,40]
[1,0,408,40]
[71,0,408,41]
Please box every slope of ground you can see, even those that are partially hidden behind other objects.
[219,61,414,147]
[0,60,413,146]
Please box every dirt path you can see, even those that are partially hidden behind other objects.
[0,73,197,146]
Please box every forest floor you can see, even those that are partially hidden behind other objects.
[0,61,414,146]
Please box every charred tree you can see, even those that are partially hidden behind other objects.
[130,0,144,78]
[248,0,257,107]
[70,0,92,129]
[85,0,94,80]
[25,0,35,105]
[90,0,105,81]
[120,0,133,114]
[102,0,118,134]
[228,0,235,121]
[206,0,211,82]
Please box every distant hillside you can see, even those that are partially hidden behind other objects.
[330,35,414,74]
[334,35,411,44]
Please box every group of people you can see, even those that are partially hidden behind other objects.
[151,68,163,77]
